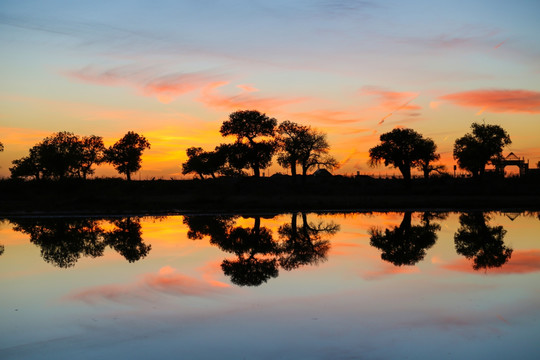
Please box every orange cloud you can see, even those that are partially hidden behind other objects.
[439,89,540,114]
[442,250,540,274]
[198,81,307,111]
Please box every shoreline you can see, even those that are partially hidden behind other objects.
[1,176,539,217]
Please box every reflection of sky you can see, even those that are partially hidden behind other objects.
[1,213,539,359]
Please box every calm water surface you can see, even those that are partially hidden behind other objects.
[1,212,539,359]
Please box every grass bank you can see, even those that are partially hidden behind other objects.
[1,175,539,215]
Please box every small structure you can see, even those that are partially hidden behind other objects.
[493,152,529,177]
[313,168,333,177]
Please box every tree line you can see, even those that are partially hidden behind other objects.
[8,131,150,180]
[182,110,337,179]
[1,109,514,180]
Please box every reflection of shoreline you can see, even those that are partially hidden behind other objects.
[3,212,538,279]
[2,207,540,218]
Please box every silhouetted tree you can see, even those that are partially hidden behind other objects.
[220,110,277,177]
[278,212,338,270]
[105,131,150,180]
[369,128,437,181]
[36,132,83,179]
[10,145,43,180]
[78,135,105,179]
[182,146,227,179]
[277,121,338,177]
[9,218,106,268]
[369,212,439,266]
[0,141,3,152]
[454,213,512,270]
[104,217,151,262]
[415,137,444,178]
[9,132,104,180]
[453,123,511,178]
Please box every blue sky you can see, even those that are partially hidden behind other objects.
[1,0,539,177]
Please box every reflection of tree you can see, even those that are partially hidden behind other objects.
[183,215,236,243]
[183,213,339,286]
[8,217,150,267]
[219,217,280,287]
[369,212,441,266]
[10,218,105,268]
[278,213,338,271]
[104,217,151,262]
[454,213,512,270]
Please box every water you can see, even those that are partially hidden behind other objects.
[1,212,539,359]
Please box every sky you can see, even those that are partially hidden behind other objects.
[1,0,539,178]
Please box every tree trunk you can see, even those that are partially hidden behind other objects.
[126,171,131,181]
[400,212,412,233]
[423,166,430,179]
[399,165,411,182]
[253,165,260,177]
[290,161,297,177]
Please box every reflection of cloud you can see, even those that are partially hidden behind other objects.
[197,81,307,111]
[439,89,540,114]
[198,260,231,288]
[362,262,420,280]
[442,250,540,274]
[66,266,230,305]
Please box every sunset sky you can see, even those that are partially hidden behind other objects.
[1,0,539,178]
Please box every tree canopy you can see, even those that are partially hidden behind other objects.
[453,122,511,178]
[182,146,226,179]
[220,110,277,177]
[10,132,104,180]
[276,121,337,177]
[105,131,150,180]
[369,128,441,181]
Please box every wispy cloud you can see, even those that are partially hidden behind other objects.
[360,86,421,124]
[439,89,540,114]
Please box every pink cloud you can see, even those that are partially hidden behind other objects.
[439,89,540,114]
[66,65,221,103]
[197,81,307,111]
[65,266,231,305]
[442,250,540,274]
